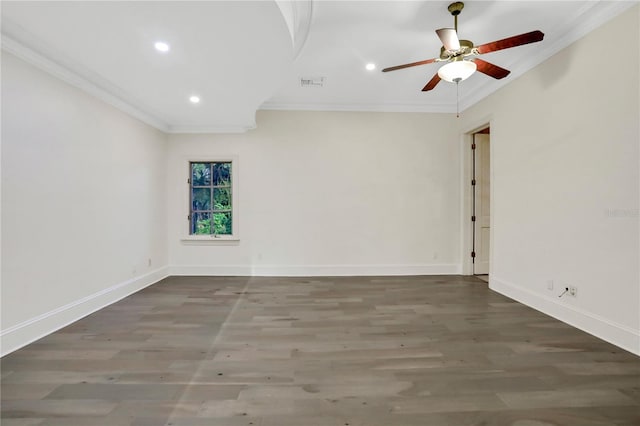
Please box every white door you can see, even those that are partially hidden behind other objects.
[474,133,490,274]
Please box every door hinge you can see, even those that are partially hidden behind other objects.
[187,178,191,184]
[187,215,191,221]
[471,215,476,222]
[471,179,476,186]
[471,251,476,258]
[471,143,476,150]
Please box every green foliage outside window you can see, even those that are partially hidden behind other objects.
[190,162,232,235]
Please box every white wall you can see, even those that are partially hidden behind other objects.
[1,52,169,355]
[461,6,639,354]
[167,110,461,276]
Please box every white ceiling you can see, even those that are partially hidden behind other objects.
[1,1,635,133]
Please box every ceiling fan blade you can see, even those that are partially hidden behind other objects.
[422,73,441,91]
[475,30,544,54]
[474,58,510,79]
[436,28,460,51]
[382,58,437,72]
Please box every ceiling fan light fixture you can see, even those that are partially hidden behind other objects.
[437,60,477,83]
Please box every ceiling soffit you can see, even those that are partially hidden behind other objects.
[1,1,298,133]
[1,1,636,133]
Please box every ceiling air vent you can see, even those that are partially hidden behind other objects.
[300,77,325,88]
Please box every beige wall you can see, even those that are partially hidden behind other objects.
[167,110,462,275]
[460,5,639,353]
[1,52,169,354]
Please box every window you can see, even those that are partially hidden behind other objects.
[188,160,237,239]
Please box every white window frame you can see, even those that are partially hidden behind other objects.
[181,156,239,242]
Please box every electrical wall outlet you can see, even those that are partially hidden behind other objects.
[569,286,578,297]
[148,258,152,267]
[547,280,554,290]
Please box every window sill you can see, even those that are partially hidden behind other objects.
[181,235,240,243]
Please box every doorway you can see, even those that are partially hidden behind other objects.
[472,128,490,279]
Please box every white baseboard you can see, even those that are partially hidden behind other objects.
[490,276,640,356]
[1,266,169,357]
[169,263,462,277]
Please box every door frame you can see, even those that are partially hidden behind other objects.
[460,119,493,276]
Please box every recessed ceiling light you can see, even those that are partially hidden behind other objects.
[365,63,376,71]
[189,95,201,104]
[154,41,170,53]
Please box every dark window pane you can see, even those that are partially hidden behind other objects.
[213,162,231,186]
[192,212,212,235]
[191,163,211,186]
[212,212,232,235]
[192,188,211,211]
[213,187,232,210]
[190,161,233,236]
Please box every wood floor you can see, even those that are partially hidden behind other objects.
[2,275,639,425]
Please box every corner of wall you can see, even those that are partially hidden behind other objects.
[490,276,640,356]
[1,267,170,357]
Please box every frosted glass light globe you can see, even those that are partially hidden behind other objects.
[438,60,477,82]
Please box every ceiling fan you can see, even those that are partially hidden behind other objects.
[382,2,544,91]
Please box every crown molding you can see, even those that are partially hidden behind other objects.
[260,101,454,114]
[2,33,256,135]
[167,124,256,134]
[1,34,170,133]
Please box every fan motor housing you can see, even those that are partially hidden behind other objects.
[440,39,474,59]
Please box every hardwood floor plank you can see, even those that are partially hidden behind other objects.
[2,275,639,425]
